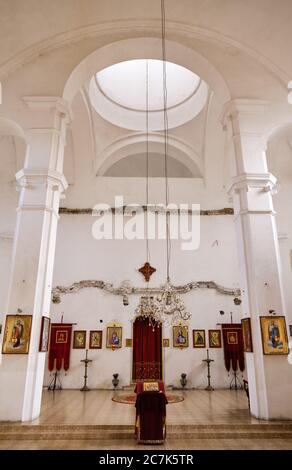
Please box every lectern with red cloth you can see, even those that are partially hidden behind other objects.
[135,380,168,444]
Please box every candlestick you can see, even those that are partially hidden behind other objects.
[202,349,214,391]
[80,349,92,392]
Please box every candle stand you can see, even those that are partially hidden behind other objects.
[80,349,92,392]
[202,349,214,391]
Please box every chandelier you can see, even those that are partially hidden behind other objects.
[135,0,191,327]
[134,296,162,330]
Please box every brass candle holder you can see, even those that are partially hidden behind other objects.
[80,349,92,392]
[202,349,214,391]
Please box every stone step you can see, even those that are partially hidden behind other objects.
[1,431,292,440]
[0,424,292,440]
[1,423,292,431]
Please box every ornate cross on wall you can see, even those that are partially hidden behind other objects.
[138,262,156,282]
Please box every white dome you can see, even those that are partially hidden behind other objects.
[89,59,208,131]
[97,59,200,111]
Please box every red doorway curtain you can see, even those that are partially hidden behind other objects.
[133,317,162,380]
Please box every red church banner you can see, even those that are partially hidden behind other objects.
[48,323,72,371]
[222,323,245,372]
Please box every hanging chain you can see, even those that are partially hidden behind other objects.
[145,59,151,266]
[161,0,171,282]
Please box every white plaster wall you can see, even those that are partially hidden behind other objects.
[268,135,292,325]
[45,194,243,390]
[0,136,18,325]
[42,126,292,391]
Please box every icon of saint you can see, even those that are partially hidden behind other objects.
[195,332,204,345]
[210,332,218,346]
[111,331,119,345]
[177,328,186,344]
[10,318,24,348]
[268,320,283,349]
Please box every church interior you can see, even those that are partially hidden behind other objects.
[0,0,292,450]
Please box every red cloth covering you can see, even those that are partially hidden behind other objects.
[222,323,245,372]
[135,391,167,444]
[48,323,72,371]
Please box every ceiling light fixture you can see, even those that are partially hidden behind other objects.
[135,0,191,327]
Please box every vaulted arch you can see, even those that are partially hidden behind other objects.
[96,133,203,178]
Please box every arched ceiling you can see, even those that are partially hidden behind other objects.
[103,152,195,178]
[1,0,292,82]
[1,1,292,185]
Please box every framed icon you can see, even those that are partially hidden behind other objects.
[260,316,289,355]
[39,316,51,352]
[73,330,86,349]
[2,314,33,354]
[193,329,206,348]
[241,318,253,352]
[106,326,122,349]
[208,329,222,348]
[125,338,132,347]
[173,325,189,348]
[89,330,103,349]
[163,338,170,347]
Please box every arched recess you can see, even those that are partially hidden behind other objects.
[96,133,203,178]
[266,123,292,183]
[63,37,230,187]
[0,117,27,172]
[0,117,27,322]
[0,117,27,141]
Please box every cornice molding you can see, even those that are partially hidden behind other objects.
[22,96,73,122]
[0,20,288,85]
[221,99,269,131]
[52,279,241,304]
[16,168,68,193]
[227,172,277,195]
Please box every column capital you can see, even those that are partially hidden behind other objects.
[16,168,68,193]
[22,96,72,123]
[221,98,269,134]
[227,172,277,195]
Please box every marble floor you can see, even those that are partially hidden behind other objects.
[1,389,292,450]
[29,388,287,426]
[30,388,254,426]
[1,438,292,450]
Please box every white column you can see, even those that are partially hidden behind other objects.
[0,97,69,421]
[223,99,292,420]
